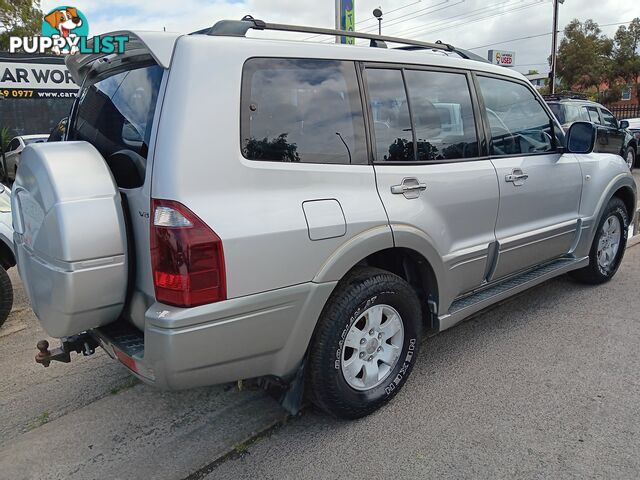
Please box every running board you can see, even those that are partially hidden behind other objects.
[438,257,588,332]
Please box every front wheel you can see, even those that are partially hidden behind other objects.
[625,146,636,170]
[306,267,423,419]
[0,267,13,327]
[571,197,629,284]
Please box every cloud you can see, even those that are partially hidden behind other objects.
[39,0,637,74]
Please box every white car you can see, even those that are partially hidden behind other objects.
[0,183,14,327]
[1,134,49,181]
[623,117,640,140]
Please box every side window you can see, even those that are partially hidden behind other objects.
[7,139,19,152]
[560,104,589,124]
[404,69,479,160]
[478,76,555,156]
[585,106,601,124]
[69,63,164,162]
[600,109,618,129]
[241,58,366,164]
[364,69,414,162]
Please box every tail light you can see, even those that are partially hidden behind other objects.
[150,199,226,307]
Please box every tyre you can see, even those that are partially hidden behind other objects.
[0,267,13,327]
[571,197,629,284]
[624,146,636,170]
[306,267,423,419]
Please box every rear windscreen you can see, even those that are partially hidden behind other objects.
[68,63,163,166]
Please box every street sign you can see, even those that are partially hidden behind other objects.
[488,49,515,67]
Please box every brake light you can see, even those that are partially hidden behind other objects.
[150,199,226,307]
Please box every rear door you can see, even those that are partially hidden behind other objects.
[365,65,499,299]
[598,107,625,155]
[67,62,166,330]
[585,105,616,155]
[476,75,583,280]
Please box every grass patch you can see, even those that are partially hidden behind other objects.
[27,411,50,431]
[110,377,140,395]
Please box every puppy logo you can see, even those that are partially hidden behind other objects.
[42,6,89,55]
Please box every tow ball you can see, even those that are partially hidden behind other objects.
[35,334,99,367]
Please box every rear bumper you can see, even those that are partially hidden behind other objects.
[93,281,336,389]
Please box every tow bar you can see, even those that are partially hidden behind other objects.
[35,334,99,367]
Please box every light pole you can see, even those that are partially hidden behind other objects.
[373,8,383,35]
[549,0,564,94]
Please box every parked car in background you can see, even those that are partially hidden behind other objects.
[0,183,14,327]
[544,94,638,170]
[622,117,640,142]
[0,134,49,181]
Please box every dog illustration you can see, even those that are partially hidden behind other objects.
[44,7,83,54]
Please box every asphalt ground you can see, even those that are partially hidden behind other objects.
[208,243,640,480]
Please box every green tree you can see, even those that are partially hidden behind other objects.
[0,0,42,51]
[611,18,640,102]
[555,19,613,92]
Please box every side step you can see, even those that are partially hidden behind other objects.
[438,257,588,332]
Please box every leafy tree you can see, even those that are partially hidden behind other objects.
[243,134,300,162]
[0,0,42,51]
[611,18,640,101]
[555,19,613,92]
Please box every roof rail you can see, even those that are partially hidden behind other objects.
[193,16,490,64]
[542,92,588,101]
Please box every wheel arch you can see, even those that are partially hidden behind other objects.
[612,185,637,223]
[316,236,442,331]
[350,247,440,330]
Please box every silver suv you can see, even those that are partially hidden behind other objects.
[11,19,637,419]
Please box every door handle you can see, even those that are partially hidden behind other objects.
[390,178,427,199]
[505,169,528,186]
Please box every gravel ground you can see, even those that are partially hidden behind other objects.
[209,245,640,480]
[0,268,133,444]
[0,218,638,479]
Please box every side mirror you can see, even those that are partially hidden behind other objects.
[619,120,629,130]
[566,121,597,154]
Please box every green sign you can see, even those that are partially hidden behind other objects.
[340,0,355,45]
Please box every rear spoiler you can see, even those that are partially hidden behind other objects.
[65,30,181,84]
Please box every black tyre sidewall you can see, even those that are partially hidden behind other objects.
[0,267,13,327]
[591,199,629,280]
[626,146,636,170]
[309,271,422,418]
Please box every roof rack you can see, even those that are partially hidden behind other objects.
[542,92,588,101]
[192,16,490,64]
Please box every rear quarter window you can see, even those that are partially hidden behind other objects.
[241,58,367,164]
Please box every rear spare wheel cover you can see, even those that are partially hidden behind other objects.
[12,141,128,338]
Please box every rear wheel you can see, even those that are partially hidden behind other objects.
[0,267,13,327]
[306,267,422,419]
[571,197,629,284]
[625,146,636,170]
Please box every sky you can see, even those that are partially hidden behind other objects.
[40,0,638,74]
